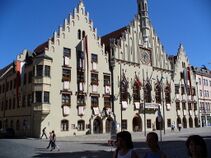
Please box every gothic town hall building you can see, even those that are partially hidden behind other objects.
[0,0,200,137]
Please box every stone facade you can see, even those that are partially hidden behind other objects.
[0,0,200,137]
[193,67,211,127]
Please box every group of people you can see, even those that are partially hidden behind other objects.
[113,131,208,158]
[40,127,59,151]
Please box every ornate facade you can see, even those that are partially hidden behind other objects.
[0,0,200,137]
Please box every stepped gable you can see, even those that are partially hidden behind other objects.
[101,26,127,51]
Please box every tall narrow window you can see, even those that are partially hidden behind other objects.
[78,29,81,40]
[78,120,85,131]
[155,84,161,103]
[91,54,98,63]
[104,75,110,86]
[144,83,151,103]
[91,96,98,107]
[91,73,98,85]
[36,65,43,77]
[61,120,69,131]
[62,93,70,106]
[44,91,50,103]
[62,68,71,81]
[35,91,42,103]
[45,66,51,77]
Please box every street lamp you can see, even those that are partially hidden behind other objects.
[109,45,117,140]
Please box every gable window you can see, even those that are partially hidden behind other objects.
[63,48,71,57]
[78,29,81,40]
[91,54,98,63]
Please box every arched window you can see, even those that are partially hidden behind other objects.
[133,79,141,102]
[78,120,85,131]
[120,74,129,101]
[165,84,171,103]
[82,31,86,38]
[78,29,81,40]
[144,82,151,103]
[61,120,69,131]
[155,83,161,103]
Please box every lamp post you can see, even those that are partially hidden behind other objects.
[161,78,166,134]
[109,46,117,140]
[120,64,122,131]
[142,69,146,136]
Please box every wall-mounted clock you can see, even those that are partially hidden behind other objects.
[140,50,150,65]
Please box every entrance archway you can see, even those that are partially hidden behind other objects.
[194,117,199,127]
[177,117,181,128]
[132,115,142,132]
[105,117,113,133]
[156,116,164,130]
[93,117,103,134]
[183,117,187,128]
[189,117,193,128]
[0,121,2,129]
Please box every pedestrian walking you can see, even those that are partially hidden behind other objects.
[186,135,208,158]
[46,132,53,149]
[50,130,60,151]
[144,132,167,158]
[40,127,48,139]
[171,122,175,132]
[113,131,139,158]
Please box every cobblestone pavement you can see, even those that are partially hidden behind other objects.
[0,127,211,158]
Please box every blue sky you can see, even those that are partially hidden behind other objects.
[0,0,211,69]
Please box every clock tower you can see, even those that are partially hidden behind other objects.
[137,0,150,48]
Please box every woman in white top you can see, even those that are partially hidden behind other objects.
[113,131,139,158]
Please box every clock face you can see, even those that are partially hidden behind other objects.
[141,51,150,64]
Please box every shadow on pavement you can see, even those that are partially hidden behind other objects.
[33,150,112,158]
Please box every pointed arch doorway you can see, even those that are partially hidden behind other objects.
[132,115,142,132]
